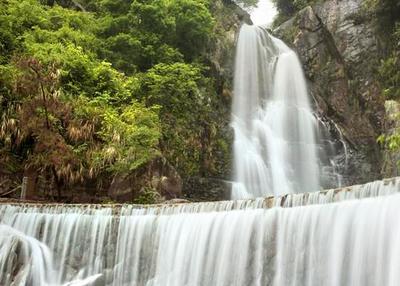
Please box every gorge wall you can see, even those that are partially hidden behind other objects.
[192,0,398,201]
[274,0,397,185]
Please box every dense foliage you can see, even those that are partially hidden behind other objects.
[0,0,235,200]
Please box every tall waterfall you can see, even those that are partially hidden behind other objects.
[231,24,322,199]
[0,178,399,285]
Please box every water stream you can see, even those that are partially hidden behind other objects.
[231,24,343,199]
[0,178,398,285]
[232,25,318,198]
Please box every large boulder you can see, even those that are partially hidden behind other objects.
[108,157,182,202]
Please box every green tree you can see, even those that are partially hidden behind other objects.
[0,57,161,196]
[0,0,230,200]
[140,63,223,176]
[93,102,161,174]
[0,57,85,197]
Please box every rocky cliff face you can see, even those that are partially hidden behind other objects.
[191,0,393,199]
[275,0,389,185]
[180,0,251,201]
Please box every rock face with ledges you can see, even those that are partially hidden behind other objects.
[276,0,387,185]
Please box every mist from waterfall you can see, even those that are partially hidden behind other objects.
[232,24,322,198]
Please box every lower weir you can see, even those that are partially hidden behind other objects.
[0,178,399,286]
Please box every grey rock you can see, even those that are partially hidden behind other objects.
[275,0,385,185]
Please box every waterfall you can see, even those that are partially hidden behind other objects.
[232,24,337,199]
[0,178,398,285]
[0,224,102,286]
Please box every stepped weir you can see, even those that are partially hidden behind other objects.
[0,178,399,285]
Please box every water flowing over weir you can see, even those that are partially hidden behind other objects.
[0,178,399,285]
[231,24,341,199]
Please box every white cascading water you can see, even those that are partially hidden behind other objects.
[0,12,397,286]
[231,24,321,199]
[0,224,102,286]
[0,178,399,285]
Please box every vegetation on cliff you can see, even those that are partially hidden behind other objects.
[377,26,400,156]
[0,0,248,201]
[271,0,314,25]
[369,0,400,158]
